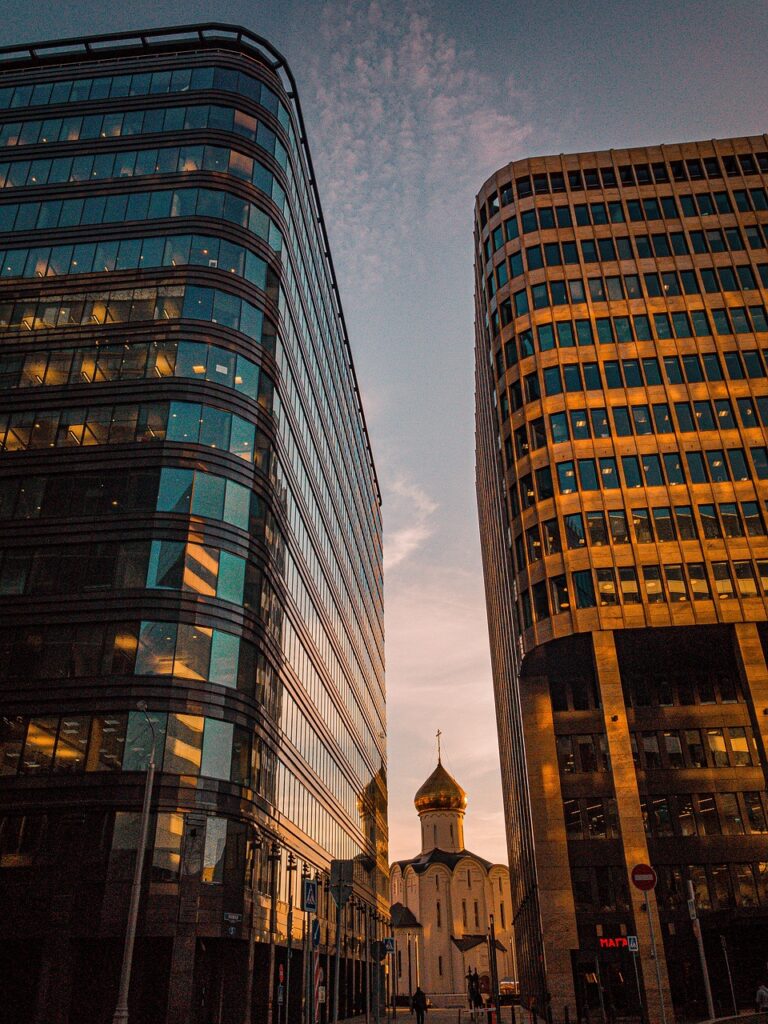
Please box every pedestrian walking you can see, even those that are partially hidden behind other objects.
[412,986,428,1024]
[755,981,768,1018]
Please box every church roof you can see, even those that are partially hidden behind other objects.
[414,760,467,813]
[452,935,507,953]
[392,847,494,874]
[390,902,421,928]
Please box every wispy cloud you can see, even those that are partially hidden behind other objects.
[303,0,533,284]
[383,473,438,571]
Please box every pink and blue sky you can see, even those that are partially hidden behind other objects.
[3,1,767,863]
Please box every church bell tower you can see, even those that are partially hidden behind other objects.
[413,740,467,854]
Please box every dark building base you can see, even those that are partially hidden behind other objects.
[0,933,375,1024]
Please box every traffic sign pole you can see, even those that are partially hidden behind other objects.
[687,880,714,1020]
[631,865,666,1024]
[644,890,666,1024]
[720,935,737,1017]
[630,945,645,1024]
[332,883,342,1024]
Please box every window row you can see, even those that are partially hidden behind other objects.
[0,537,258,608]
[535,354,767,403]
[0,339,275,410]
[549,669,743,712]
[480,151,768,223]
[656,861,768,913]
[0,400,271,465]
[553,448,765,494]
[554,732,610,773]
[563,797,619,839]
[642,791,768,839]
[111,811,255,887]
[0,103,289,173]
[0,709,254,786]
[1,797,360,891]
[570,864,630,914]
[508,454,768,532]
[0,619,282,714]
[0,142,287,217]
[621,672,742,709]
[547,398,768,447]
[572,859,768,916]
[497,309,766,359]
[632,725,759,771]
[521,559,768,628]
[492,221,768,280]
[0,233,277,298]
[490,185,768,249]
[0,462,283,559]
[0,64,291,132]
[503,266,768,314]
[517,393,766,456]
[0,284,274,349]
[0,185,283,254]
[515,500,765,571]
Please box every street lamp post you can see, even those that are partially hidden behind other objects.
[323,873,331,1024]
[406,932,412,998]
[391,923,398,1021]
[243,826,263,1024]
[332,892,343,1024]
[285,853,297,1024]
[266,840,282,1024]
[301,863,310,1024]
[112,702,156,1024]
[488,914,502,1024]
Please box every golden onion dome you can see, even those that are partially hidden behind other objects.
[414,761,467,814]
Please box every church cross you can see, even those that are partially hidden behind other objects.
[436,729,442,763]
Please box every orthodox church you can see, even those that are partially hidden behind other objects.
[389,751,515,1007]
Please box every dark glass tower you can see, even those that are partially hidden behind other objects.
[0,24,387,1024]
[475,137,768,1022]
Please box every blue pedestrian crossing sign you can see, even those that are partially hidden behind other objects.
[383,937,395,954]
[627,935,639,953]
[312,919,321,948]
[303,878,318,912]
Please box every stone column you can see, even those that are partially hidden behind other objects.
[592,630,674,1024]
[34,926,74,1024]
[166,812,206,1024]
[733,622,768,781]
[519,670,578,1016]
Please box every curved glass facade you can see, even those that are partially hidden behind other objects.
[0,26,386,1024]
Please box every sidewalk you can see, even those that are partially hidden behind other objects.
[339,1008,517,1024]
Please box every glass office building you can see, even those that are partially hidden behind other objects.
[475,137,768,1022]
[0,24,387,1024]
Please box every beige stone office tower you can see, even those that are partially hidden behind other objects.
[474,137,768,1023]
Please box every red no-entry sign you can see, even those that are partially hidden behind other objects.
[631,864,657,891]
